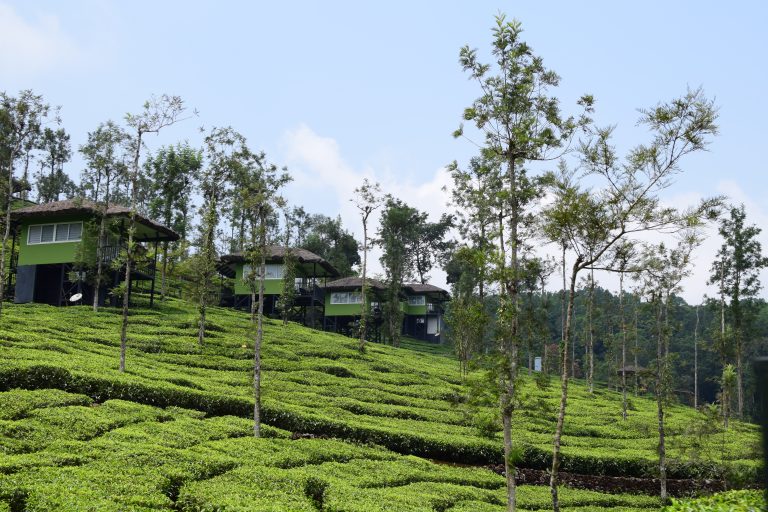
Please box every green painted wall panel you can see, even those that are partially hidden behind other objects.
[406,304,427,315]
[324,293,364,316]
[17,215,89,266]
[233,263,283,296]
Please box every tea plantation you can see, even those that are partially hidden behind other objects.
[0,299,763,510]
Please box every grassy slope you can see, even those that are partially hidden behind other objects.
[0,388,660,511]
[0,299,762,510]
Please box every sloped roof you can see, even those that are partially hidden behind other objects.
[404,283,450,298]
[12,199,179,242]
[220,246,339,277]
[323,276,387,291]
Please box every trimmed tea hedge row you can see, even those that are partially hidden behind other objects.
[663,490,765,511]
[1,361,760,482]
[0,390,660,512]
[0,300,761,484]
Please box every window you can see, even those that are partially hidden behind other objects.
[330,292,347,304]
[242,263,284,282]
[330,291,363,305]
[407,295,426,306]
[265,264,284,279]
[27,222,83,245]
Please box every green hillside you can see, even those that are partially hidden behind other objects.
[0,299,763,511]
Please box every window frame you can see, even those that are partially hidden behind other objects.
[27,222,84,245]
[330,291,363,305]
[407,295,426,306]
[242,263,285,282]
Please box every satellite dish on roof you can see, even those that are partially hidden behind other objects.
[69,293,83,303]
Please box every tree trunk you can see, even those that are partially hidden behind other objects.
[620,272,627,420]
[656,295,668,503]
[719,262,726,365]
[119,132,143,372]
[478,224,486,300]
[736,344,744,418]
[550,262,580,512]
[253,220,266,437]
[358,215,368,353]
[571,322,576,379]
[92,175,111,312]
[501,403,516,511]
[198,201,216,345]
[561,242,566,345]
[92,208,109,312]
[197,299,207,345]
[634,307,639,396]
[694,305,699,409]
[0,148,17,320]
[496,153,520,512]
[160,241,169,301]
[587,265,595,393]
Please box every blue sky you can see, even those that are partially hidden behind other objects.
[2,1,767,302]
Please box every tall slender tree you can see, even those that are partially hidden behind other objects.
[145,143,202,300]
[350,178,382,353]
[694,304,700,409]
[455,17,592,509]
[445,246,488,378]
[541,89,720,511]
[412,212,454,285]
[238,150,291,437]
[612,241,637,420]
[638,232,701,503]
[79,121,130,311]
[447,155,499,300]
[377,197,420,347]
[277,209,298,326]
[708,205,768,418]
[0,91,55,319]
[119,95,186,372]
[196,127,247,345]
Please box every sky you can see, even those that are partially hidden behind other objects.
[2,1,767,303]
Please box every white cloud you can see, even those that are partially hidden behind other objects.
[281,123,454,288]
[0,3,79,77]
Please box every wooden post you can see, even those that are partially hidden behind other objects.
[308,262,316,328]
[58,263,66,306]
[149,237,159,308]
[7,225,16,295]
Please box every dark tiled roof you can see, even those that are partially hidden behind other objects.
[12,199,179,241]
[221,246,339,277]
[323,276,387,291]
[404,283,449,296]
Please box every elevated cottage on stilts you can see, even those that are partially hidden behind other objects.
[10,199,178,307]
[218,246,339,328]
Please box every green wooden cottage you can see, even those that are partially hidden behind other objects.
[322,278,449,343]
[401,283,449,343]
[218,246,339,326]
[321,276,388,338]
[11,199,179,307]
